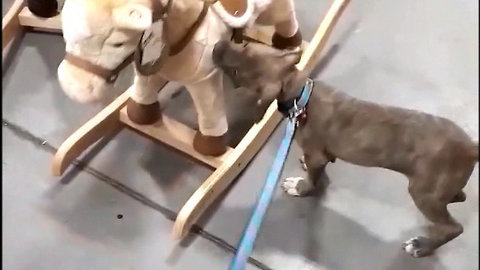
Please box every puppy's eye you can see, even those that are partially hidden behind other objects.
[112,42,125,48]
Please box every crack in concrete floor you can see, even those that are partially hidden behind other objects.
[2,118,272,270]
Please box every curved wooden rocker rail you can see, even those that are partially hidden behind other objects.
[4,0,350,240]
[51,89,132,176]
[2,0,25,51]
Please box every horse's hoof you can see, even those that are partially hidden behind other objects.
[27,0,58,18]
[272,30,303,50]
[126,98,161,125]
[193,131,227,156]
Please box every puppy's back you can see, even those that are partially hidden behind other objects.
[312,81,477,172]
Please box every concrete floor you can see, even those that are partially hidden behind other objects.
[2,0,478,269]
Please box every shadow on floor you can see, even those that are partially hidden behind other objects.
[192,173,448,270]
[29,110,459,270]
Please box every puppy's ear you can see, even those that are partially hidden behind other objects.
[220,49,242,68]
[257,82,282,105]
[213,41,240,67]
[274,49,302,75]
[281,50,302,69]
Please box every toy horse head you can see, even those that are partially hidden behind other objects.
[57,0,164,103]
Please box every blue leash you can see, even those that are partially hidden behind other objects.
[229,79,314,270]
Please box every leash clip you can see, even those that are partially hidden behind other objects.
[288,99,306,127]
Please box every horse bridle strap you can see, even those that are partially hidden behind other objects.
[169,3,209,56]
[135,2,210,75]
[64,0,208,81]
[64,52,135,83]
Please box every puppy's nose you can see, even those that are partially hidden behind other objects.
[212,41,230,65]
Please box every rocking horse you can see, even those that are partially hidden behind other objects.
[2,0,349,239]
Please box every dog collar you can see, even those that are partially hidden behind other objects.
[277,78,314,126]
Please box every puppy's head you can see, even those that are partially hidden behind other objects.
[212,40,302,106]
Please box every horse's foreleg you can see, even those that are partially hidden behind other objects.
[185,70,228,157]
[272,0,302,49]
[272,16,302,49]
[127,74,167,125]
[257,0,303,49]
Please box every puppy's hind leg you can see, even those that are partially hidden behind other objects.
[283,152,329,197]
[403,181,464,257]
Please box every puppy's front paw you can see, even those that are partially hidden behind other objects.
[402,236,434,258]
[282,177,313,196]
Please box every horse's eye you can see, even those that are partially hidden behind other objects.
[112,42,125,48]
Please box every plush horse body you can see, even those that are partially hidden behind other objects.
[57,0,302,155]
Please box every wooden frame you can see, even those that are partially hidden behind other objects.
[3,0,348,240]
[2,0,25,51]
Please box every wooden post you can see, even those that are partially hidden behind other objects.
[2,0,25,51]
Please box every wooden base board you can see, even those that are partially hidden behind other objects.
[119,107,234,169]
[18,6,62,32]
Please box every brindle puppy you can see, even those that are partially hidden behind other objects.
[212,40,479,257]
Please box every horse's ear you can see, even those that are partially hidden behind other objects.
[112,3,152,30]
